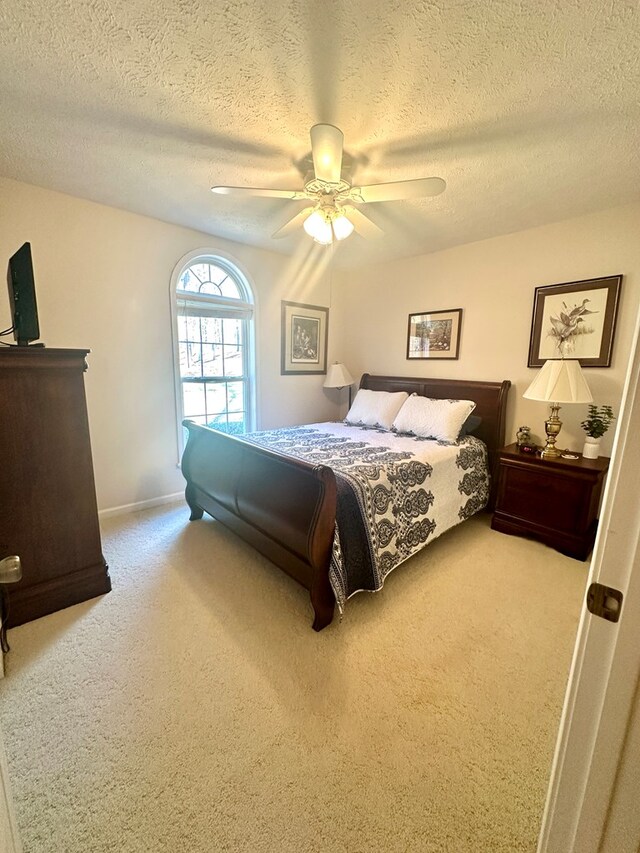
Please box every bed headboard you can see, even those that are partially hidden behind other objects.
[359,373,511,507]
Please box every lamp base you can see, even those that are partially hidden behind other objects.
[540,403,563,459]
[540,444,563,459]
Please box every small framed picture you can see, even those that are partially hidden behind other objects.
[528,275,622,367]
[407,308,462,360]
[281,301,329,375]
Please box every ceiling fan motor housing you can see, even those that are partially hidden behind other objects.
[303,176,352,196]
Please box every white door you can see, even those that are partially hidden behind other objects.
[538,306,640,852]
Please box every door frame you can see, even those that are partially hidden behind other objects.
[537,303,640,852]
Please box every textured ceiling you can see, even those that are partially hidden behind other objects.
[1,0,639,266]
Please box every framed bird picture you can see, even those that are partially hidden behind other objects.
[527,276,622,367]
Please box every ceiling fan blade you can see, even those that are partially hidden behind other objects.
[342,206,384,239]
[211,185,307,200]
[310,124,344,184]
[352,177,446,203]
[271,206,315,239]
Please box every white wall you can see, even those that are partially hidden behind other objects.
[2,178,637,511]
[0,178,340,511]
[334,203,640,456]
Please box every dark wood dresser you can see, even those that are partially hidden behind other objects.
[0,347,111,626]
[491,443,609,561]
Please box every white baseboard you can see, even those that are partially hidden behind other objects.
[98,492,184,520]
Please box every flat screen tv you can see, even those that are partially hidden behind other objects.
[7,242,40,346]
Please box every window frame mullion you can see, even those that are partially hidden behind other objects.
[181,375,245,384]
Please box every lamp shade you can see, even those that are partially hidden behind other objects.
[323,363,354,389]
[523,359,593,403]
[303,210,333,245]
[332,214,354,241]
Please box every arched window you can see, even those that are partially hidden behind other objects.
[171,251,255,452]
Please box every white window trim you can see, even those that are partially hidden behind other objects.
[170,248,258,463]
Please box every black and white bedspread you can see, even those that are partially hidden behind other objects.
[243,423,489,610]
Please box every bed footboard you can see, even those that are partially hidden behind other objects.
[181,421,338,630]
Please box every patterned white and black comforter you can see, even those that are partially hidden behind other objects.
[243,422,489,610]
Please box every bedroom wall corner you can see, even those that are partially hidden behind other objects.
[255,239,340,430]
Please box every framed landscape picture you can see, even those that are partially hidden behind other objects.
[528,275,622,367]
[281,301,329,375]
[407,308,462,360]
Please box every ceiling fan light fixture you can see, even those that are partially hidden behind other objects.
[303,210,333,244]
[212,124,446,245]
[331,213,354,241]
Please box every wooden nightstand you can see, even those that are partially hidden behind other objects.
[491,443,610,561]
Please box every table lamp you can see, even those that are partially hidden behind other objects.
[324,363,355,408]
[523,359,593,458]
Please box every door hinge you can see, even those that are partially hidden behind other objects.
[586,583,624,623]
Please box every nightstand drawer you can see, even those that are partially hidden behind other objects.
[497,463,590,533]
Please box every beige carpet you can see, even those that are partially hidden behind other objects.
[0,505,585,852]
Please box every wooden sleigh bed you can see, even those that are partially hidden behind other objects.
[181,374,511,631]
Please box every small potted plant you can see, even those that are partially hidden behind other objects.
[580,404,615,459]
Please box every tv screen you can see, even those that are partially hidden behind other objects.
[7,242,40,346]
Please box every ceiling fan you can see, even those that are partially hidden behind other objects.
[211,124,446,245]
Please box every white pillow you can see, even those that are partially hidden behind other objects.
[345,389,409,430]
[392,395,476,442]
